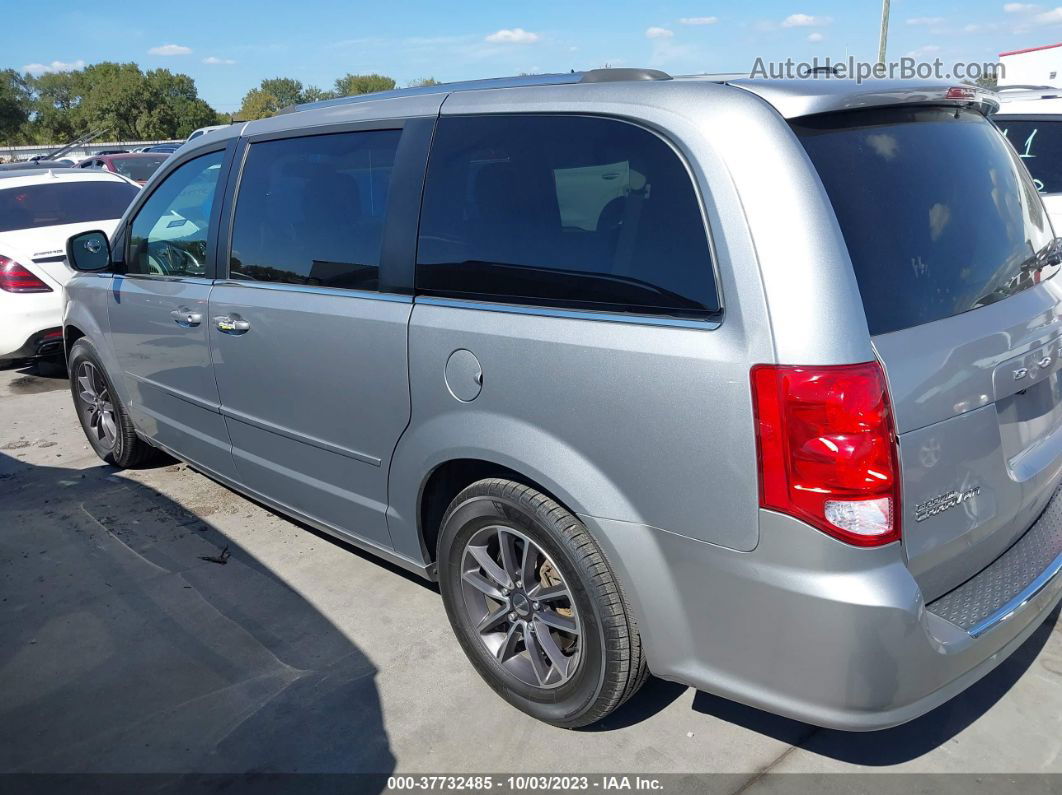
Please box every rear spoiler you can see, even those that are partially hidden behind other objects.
[727,79,1000,119]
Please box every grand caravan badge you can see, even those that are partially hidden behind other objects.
[914,486,981,523]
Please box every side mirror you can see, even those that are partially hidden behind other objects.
[67,230,112,272]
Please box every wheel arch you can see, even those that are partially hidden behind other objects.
[417,457,571,565]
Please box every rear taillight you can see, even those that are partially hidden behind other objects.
[750,362,901,547]
[0,256,52,293]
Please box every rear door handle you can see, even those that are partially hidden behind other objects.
[214,315,250,334]
[171,308,202,327]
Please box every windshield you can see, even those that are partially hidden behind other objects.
[794,107,1056,335]
[997,118,1062,194]
[112,156,167,182]
[0,181,139,232]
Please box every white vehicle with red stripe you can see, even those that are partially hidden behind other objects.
[0,169,139,365]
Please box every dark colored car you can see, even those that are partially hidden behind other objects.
[0,160,74,171]
[145,144,181,154]
[76,152,169,184]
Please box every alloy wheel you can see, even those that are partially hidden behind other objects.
[459,525,581,689]
[75,361,117,451]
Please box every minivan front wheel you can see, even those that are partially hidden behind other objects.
[69,339,157,468]
[438,478,647,727]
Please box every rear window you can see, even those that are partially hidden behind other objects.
[112,156,167,182]
[996,118,1062,194]
[0,180,139,232]
[794,107,1056,336]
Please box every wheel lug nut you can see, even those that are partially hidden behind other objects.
[533,602,541,611]
[508,612,517,621]
[502,588,511,596]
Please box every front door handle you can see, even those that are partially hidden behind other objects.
[214,315,250,335]
[171,307,202,327]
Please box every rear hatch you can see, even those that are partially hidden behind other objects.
[794,105,1062,601]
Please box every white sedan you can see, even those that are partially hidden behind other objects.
[0,168,139,367]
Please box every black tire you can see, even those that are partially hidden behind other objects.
[437,478,647,728]
[68,339,158,468]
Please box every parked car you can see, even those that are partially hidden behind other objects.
[0,169,138,368]
[995,86,1062,231]
[76,152,169,185]
[63,72,1062,730]
[145,144,181,154]
[186,124,228,142]
[0,160,73,171]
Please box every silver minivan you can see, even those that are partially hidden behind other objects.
[63,71,1062,730]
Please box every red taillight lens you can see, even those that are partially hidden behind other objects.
[945,86,977,100]
[0,256,52,293]
[751,362,901,547]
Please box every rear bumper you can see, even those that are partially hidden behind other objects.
[0,326,63,362]
[583,505,1062,732]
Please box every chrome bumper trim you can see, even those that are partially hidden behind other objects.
[969,550,1062,638]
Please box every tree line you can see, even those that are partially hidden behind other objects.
[0,64,436,146]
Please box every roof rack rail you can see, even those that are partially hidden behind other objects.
[579,68,671,83]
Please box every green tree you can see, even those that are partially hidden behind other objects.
[259,77,305,109]
[0,69,32,144]
[406,77,440,88]
[300,85,333,103]
[237,88,281,120]
[333,73,396,97]
[24,62,218,143]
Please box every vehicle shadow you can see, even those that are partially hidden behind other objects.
[0,452,395,786]
[690,603,1060,765]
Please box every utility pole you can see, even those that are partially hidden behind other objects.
[877,0,891,65]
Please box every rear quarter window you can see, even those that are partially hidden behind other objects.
[794,107,1057,336]
[416,114,718,319]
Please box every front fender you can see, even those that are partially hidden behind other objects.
[64,274,128,408]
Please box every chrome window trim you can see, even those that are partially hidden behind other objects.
[415,295,721,330]
[969,550,1062,638]
[213,280,412,303]
[117,274,214,286]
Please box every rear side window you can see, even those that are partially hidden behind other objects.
[229,130,400,290]
[795,107,1056,336]
[997,118,1062,194]
[416,115,718,319]
[0,181,138,232]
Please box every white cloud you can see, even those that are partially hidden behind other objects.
[202,56,236,65]
[906,44,942,58]
[679,16,718,25]
[484,28,540,44]
[1004,3,1038,12]
[782,13,831,27]
[645,26,675,39]
[148,43,192,56]
[1036,6,1062,22]
[907,17,945,25]
[22,59,85,75]
[807,32,825,42]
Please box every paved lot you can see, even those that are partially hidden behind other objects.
[0,362,1060,783]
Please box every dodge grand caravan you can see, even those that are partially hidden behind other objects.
[62,71,1062,730]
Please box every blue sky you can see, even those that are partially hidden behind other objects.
[9,1,1060,112]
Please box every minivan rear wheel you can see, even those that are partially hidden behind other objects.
[69,339,158,468]
[437,478,647,727]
